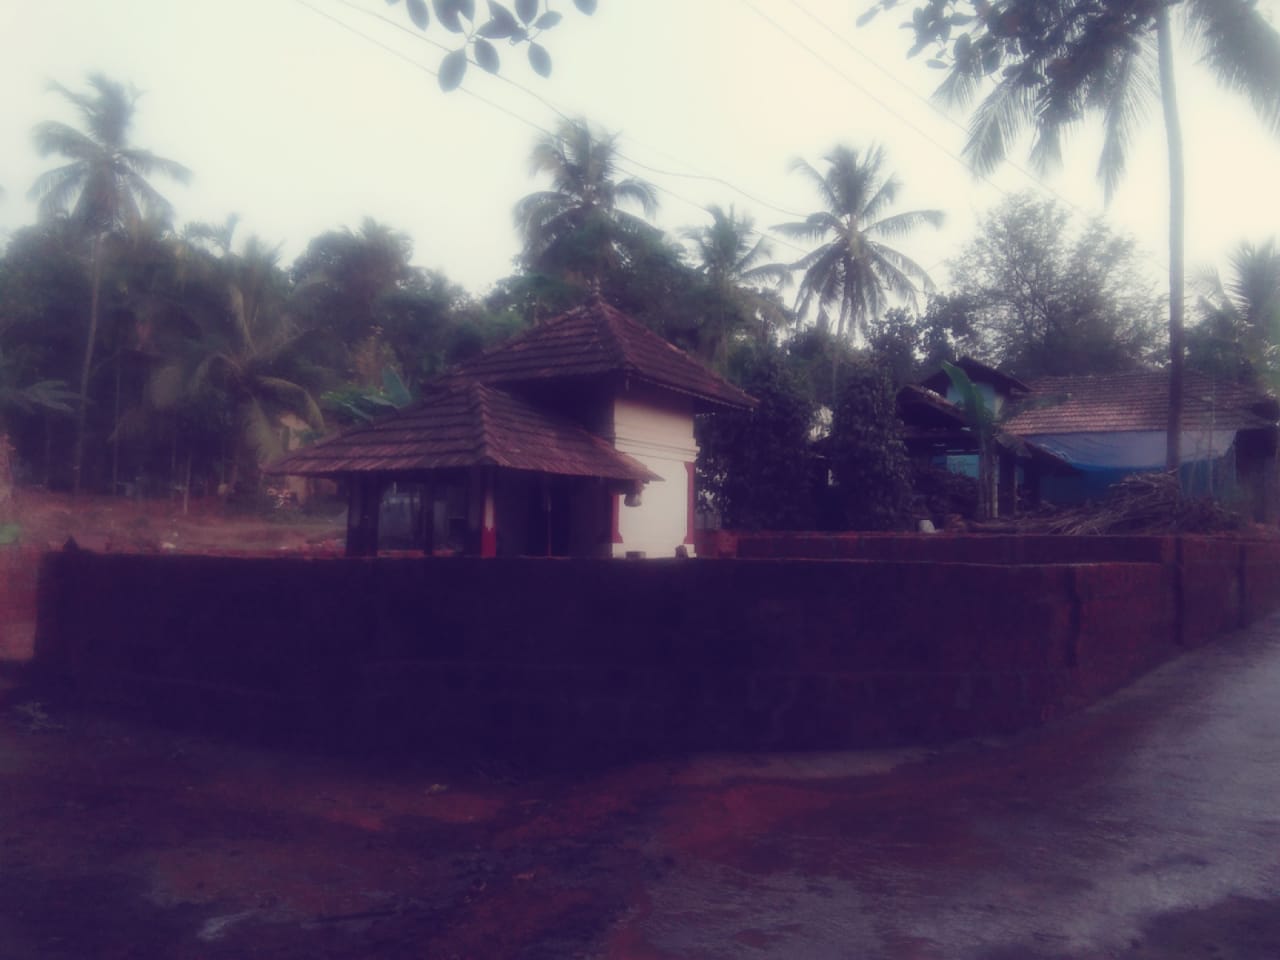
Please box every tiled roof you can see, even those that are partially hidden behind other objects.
[447,297,756,410]
[267,380,661,482]
[1004,370,1278,436]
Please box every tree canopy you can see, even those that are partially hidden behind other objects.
[949,192,1164,378]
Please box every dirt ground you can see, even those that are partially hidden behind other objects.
[5,492,1280,957]
[3,615,1280,958]
[7,489,347,556]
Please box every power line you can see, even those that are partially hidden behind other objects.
[295,0,813,259]
[739,0,1010,200]
[332,0,811,221]
[293,0,550,138]
[778,0,1089,215]
[332,0,578,124]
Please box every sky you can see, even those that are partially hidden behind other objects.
[2,0,1279,302]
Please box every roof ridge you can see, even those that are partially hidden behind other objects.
[593,300,638,373]
[441,309,579,379]
[471,381,499,465]
[600,299,732,376]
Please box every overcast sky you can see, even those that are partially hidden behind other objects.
[2,0,1279,300]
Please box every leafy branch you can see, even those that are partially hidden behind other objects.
[386,0,598,91]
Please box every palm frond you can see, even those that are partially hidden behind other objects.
[27,162,87,216]
[859,171,901,224]
[240,397,284,464]
[868,208,946,239]
[786,157,840,213]
[740,260,792,287]
[120,148,193,185]
[964,77,1036,176]
[1096,34,1157,201]
[30,121,99,160]
[255,375,325,429]
[614,178,659,218]
[774,212,842,243]
[1187,0,1280,134]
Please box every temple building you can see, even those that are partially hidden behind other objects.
[269,297,755,557]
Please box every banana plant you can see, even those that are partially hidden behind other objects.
[942,360,998,520]
[321,367,414,425]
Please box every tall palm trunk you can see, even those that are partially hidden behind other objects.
[71,231,105,496]
[1157,7,1186,474]
[111,347,122,495]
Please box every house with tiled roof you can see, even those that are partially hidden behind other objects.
[900,363,1280,520]
[269,297,755,557]
[1005,369,1279,514]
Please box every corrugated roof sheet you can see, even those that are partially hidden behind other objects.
[1004,370,1278,436]
[447,296,756,410]
[267,380,661,481]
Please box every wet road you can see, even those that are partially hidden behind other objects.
[609,614,1280,959]
[2,613,1279,958]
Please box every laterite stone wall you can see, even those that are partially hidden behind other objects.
[34,536,1280,760]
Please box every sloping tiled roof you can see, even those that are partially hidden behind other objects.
[267,380,661,481]
[447,297,756,410]
[1004,370,1278,436]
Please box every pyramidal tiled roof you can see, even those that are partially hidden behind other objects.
[447,297,756,410]
[267,380,660,481]
[1004,370,1278,436]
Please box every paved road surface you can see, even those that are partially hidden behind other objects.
[2,613,1279,958]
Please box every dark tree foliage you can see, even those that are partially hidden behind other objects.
[0,222,90,390]
[949,193,1163,378]
[387,0,597,91]
[1187,238,1280,387]
[782,326,862,411]
[864,296,976,388]
[602,231,711,353]
[827,359,913,531]
[290,219,414,365]
[696,353,815,531]
[863,308,921,390]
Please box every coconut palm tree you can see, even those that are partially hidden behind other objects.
[291,218,414,365]
[134,235,324,492]
[682,204,791,368]
[1189,238,1280,385]
[28,73,191,493]
[910,0,1280,469]
[514,118,659,285]
[776,144,943,342]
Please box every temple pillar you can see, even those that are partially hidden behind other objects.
[345,474,382,557]
[469,468,498,558]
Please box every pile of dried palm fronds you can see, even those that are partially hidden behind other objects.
[1024,472,1247,536]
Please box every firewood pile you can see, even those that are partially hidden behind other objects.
[1016,472,1246,536]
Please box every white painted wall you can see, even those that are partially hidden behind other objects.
[610,387,697,558]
